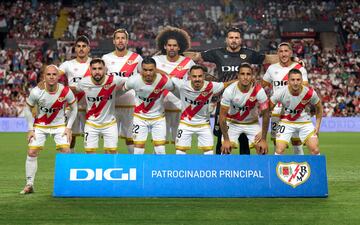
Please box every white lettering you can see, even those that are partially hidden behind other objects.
[70,168,137,181]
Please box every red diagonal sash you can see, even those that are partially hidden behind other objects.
[86,76,116,119]
[281,63,303,81]
[75,67,91,101]
[163,57,191,97]
[134,74,168,114]
[227,84,262,122]
[280,88,314,121]
[34,86,69,125]
[119,52,139,77]
[180,82,213,120]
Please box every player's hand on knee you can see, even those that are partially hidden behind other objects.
[221,140,232,154]
[27,130,36,143]
[254,132,262,143]
[256,140,268,155]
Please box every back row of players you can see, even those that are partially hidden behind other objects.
[21,28,323,194]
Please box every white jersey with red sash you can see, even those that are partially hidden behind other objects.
[270,86,320,123]
[59,58,92,109]
[76,75,126,125]
[124,74,174,119]
[153,55,195,110]
[221,82,268,124]
[263,62,308,116]
[27,84,76,127]
[102,51,142,107]
[172,77,224,126]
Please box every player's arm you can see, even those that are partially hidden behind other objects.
[258,100,270,154]
[222,79,237,89]
[269,98,277,112]
[183,51,203,62]
[314,100,323,136]
[263,54,279,64]
[219,104,231,154]
[24,102,35,143]
[261,79,271,88]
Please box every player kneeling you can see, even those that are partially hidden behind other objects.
[172,65,234,154]
[219,63,270,155]
[123,57,174,154]
[21,65,77,194]
[270,68,322,155]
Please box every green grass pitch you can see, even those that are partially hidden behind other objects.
[0,132,359,225]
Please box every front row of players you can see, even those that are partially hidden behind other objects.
[21,58,323,194]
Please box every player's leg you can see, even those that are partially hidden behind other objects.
[21,128,46,194]
[54,126,71,153]
[221,122,241,154]
[103,122,118,154]
[244,124,262,155]
[83,124,100,154]
[270,116,280,149]
[238,133,250,155]
[291,136,304,155]
[198,125,214,155]
[119,107,135,154]
[165,110,180,145]
[175,123,192,154]
[152,118,167,154]
[132,116,148,154]
[275,122,294,155]
[213,103,222,154]
[300,123,320,155]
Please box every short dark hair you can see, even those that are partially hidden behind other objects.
[239,62,253,72]
[75,35,90,46]
[226,27,241,37]
[288,68,302,78]
[142,57,156,67]
[189,64,208,74]
[90,58,105,66]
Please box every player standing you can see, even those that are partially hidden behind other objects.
[153,27,195,146]
[123,57,174,154]
[219,63,270,154]
[172,65,235,154]
[21,65,77,194]
[59,35,91,152]
[262,42,309,155]
[269,69,322,155]
[75,58,127,153]
[102,29,142,154]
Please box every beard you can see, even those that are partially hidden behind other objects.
[116,45,126,52]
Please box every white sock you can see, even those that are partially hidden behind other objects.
[154,146,166,154]
[274,152,281,155]
[70,148,75,153]
[204,150,214,155]
[134,147,145,154]
[293,145,304,155]
[127,145,134,154]
[176,150,186,155]
[25,156,38,186]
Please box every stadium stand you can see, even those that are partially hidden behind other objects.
[0,0,359,117]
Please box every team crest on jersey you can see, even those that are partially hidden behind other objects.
[301,99,310,105]
[239,54,247,59]
[127,60,134,65]
[58,97,65,102]
[201,91,209,96]
[104,84,111,90]
[154,88,161,94]
[177,65,183,71]
[276,162,310,188]
[249,96,256,102]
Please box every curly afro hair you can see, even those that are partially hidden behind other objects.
[156,26,191,55]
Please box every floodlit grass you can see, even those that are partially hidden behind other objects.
[0,132,359,225]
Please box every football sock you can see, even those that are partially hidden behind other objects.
[203,150,214,155]
[134,147,145,154]
[176,150,186,155]
[293,145,304,155]
[25,155,38,186]
[127,145,134,154]
[154,146,166,154]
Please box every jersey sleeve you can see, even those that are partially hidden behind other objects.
[75,80,84,92]
[270,89,281,105]
[136,55,143,73]
[164,76,174,90]
[124,74,137,91]
[201,49,217,63]
[66,87,76,105]
[257,88,268,104]
[171,77,184,91]
[58,61,67,74]
[26,88,39,107]
[212,81,224,94]
[262,67,272,84]
[114,76,127,87]
[220,86,232,107]
[310,89,320,105]
[300,67,308,82]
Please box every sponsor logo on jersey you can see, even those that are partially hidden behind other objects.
[276,162,310,188]
[239,54,247,59]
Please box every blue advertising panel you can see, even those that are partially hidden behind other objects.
[54,155,328,198]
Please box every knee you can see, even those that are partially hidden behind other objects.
[134,144,145,148]
[27,149,39,157]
